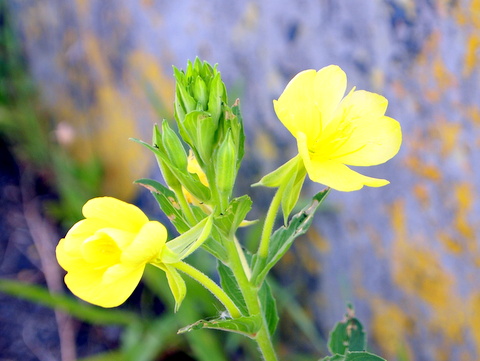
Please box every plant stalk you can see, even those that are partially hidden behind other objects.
[225,237,278,361]
[172,261,241,318]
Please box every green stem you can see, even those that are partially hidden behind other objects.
[234,236,251,280]
[225,238,278,361]
[172,185,197,225]
[172,261,241,319]
[257,186,284,258]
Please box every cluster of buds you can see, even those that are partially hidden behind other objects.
[152,58,245,213]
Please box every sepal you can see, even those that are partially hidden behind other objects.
[162,264,187,312]
[163,215,213,263]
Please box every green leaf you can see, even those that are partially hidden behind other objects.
[135,178,190,233]
[259,279,279,335]
[345,351,386,361]
[328,309,366,355]
[251,189,330,286]
[201,226,228,262]
[215,195,253,237]
[217,260,248,316]
[0,279,137,325]
[328,320,349,355]
[319,356,346,361]
[121,314,179,361]
[348,319,366,351]
[178,315,261,339]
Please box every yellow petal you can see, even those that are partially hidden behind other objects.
[336,90,388,120]
[274,69,321,138]
[309,159,389,191]
[297,132,389,191]
[97,228,137,249]
[331,115,402,166]
[56,238,90,271]
[64,265,144,308]
[63,218,106,254]
[82,197,149,233]
[81,233,121,266]
[121,221,167,265]
[313,65,347,131]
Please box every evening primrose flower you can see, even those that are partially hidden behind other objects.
[56,197,168,308]
[273,65,402,192]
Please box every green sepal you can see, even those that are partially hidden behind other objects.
[134,178,190,233]
[253,155,302,188]
[178,315,262,339]
[280,160,307,224]
[161,264,187,312]
[163,215,213,263]
[251,189,330,287]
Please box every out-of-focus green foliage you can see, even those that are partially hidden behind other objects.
[0,0,102,226]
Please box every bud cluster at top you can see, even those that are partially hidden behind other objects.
[152,58,245,213]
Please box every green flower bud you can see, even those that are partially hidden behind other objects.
[215,130,237,208]
[183,111,216,164]
[161,120,188,170]
[193,76,208,109]
[152,124,181,189]
[208,73,225,126]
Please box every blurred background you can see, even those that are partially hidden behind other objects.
[1,0,479,360]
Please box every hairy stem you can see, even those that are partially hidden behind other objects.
[172,261,241,318]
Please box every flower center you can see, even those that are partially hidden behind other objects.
[82,232,121,268]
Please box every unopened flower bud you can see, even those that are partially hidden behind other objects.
[215,130,237,206]
[161,121,188,170]
[193,76,208,109]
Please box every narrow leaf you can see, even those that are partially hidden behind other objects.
[252,189,330,286]
[319,356,346,361]
[178,315,261,339]
[217,260,248,316]
[345,351,386,361]
[259,279,279,335]
[135,178,190,233]
[0,279,137,325]
[215,195,252,236]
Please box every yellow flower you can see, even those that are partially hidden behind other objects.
[56,197,168,308]
[273,65,402,191]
